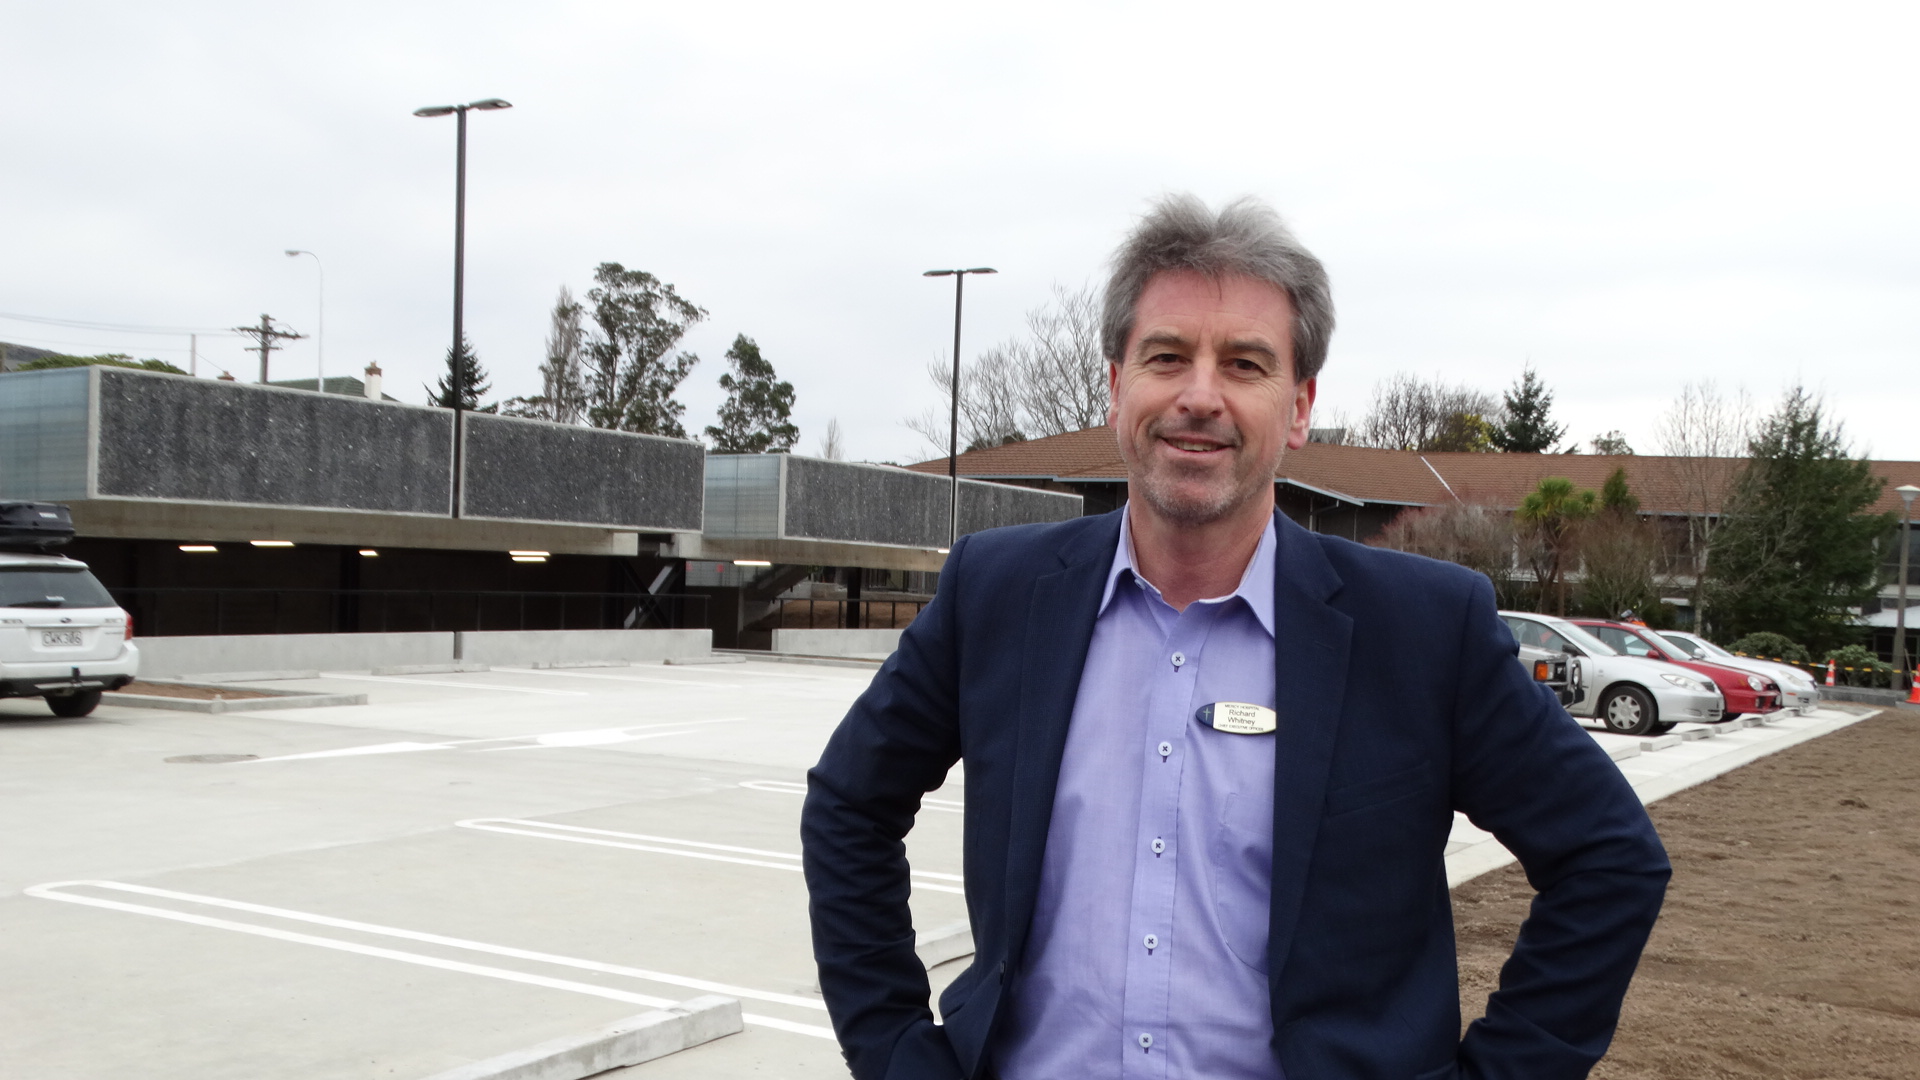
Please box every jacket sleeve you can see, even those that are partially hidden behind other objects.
[1447,577,1672,1080]
[801,535,971,1080]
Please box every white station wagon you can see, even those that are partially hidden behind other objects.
[0,550,139,716]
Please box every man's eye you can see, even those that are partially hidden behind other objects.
[1147,353,1182,365]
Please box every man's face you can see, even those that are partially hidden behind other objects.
[1108,270,1315,527]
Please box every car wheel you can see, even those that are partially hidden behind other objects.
[1600,686,1657,737]
[1721,713,1744,724]
[46,690,103,718]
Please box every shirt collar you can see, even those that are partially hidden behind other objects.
[1098,503,1277,636]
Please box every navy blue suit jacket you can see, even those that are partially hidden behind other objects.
[802,510,1668,1080]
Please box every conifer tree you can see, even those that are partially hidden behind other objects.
[427,335,491,411]
[1491,366,1565,453]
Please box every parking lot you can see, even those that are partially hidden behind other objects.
[0,659,1872,1079]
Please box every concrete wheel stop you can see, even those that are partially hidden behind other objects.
[102,682,368,714]
[418,995,742,1080]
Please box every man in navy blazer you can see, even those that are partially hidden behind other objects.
[803,195,1668,1080]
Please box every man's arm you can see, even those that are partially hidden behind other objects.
[1448,577,1671,1079]
[801,536,970,1080]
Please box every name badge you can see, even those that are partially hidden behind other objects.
[1194,701,1277,735]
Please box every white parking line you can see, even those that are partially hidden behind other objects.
[317,673,589,696]
[247,720,744,763]
[25,880,834,1039]
[503,668,738,690]
[457,818,966,894]
[739,779,964,813]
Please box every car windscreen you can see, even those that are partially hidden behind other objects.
[1587,625,1661,658]
[1659,632,1709,659]
[1546,619,1619,657]
[0,567,117,609]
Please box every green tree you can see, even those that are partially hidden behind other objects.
[584,262,705,437]
[502,286,589,424]
[427,335,492,411]
[1727,631,1811,665]
[1491,365,1565,453]
[1600,466,1640,516]
[705,335,799,453]
[1515,476,1597,614]
[1428,411,1497,452]
[1702,387,1891,651]
[19,353,186,374]
[1590,430,1634,455]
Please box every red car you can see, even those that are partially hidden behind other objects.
[1570,620,1782,722]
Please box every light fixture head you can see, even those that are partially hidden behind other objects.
[284,249,300,257]
[964,267,997,275]
[508,550,550,557]
[732,559,773,567]
[179,544,218,553]
[469,98,512,110]
[923,269,955,277]
[358,549,379,557]
[250,540,294,548]
[1897,483,1920,503]
[413,105,457,117]
[511,556,547,563]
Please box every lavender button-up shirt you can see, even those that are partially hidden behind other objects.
[994,509,1282,1080]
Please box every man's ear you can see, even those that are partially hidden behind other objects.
[1106,361,1122,427]
[1287,377,1318,450]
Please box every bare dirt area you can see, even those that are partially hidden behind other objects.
[119,681,275,701]
[1455,710,1920,1079]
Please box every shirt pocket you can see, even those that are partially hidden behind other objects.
[1209,790,1273,973]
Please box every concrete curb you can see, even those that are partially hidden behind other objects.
[417,995,741,1080]
[529,660,632,670]
[372,662,491,676]
[101,690,369,713]
[1638,734,1683,751]
[175,669,323,683]
[664,655,746,666]
[713,649,884,671]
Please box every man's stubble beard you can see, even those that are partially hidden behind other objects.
[1125,417,1286,528]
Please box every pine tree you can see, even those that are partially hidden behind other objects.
[1491,366,1565,453]
[705,334,799,453]
[427,335,491,411]
[1600,466,1641,516]
[1703,387,1892,650]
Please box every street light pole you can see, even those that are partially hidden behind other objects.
[922,267,996,547]
[1896,484,1919,691]
[284,250,323,391]
[414,97,511,518]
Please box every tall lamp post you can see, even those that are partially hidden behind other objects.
[284,250,323,392]
[414,97,512,518]
[922,267,996,547]
[1896,484,1920,691]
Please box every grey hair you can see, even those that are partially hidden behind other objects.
[1102,194,1336,381]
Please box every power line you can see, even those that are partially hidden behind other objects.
[0,310,239,336]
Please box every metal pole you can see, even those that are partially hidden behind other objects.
[189,333,197,377]
[451,105,468,518]
[948,272,964,547]
[1897,492,1915,689]
[314,257,325,392]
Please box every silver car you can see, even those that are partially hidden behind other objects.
[0,550,139,717]
[1657,630,1819,715]
[1500,611,1723,736]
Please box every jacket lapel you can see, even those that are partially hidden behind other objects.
[1265,511,1353,995]
[1002,510,1121,970]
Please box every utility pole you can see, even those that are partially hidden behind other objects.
[231,314,306,383]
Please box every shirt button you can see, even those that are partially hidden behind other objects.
[1143,933,1159,950]
[1157,741,1172,759]
[1138,1033,1154,1050]
[1151,837,1165,854]
[1170,651,1186,668]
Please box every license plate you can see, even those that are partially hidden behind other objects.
[40,630,83,647]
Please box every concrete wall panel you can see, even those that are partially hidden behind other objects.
[134,631,456,677]
[0,368,91,501]
[457,628,710,666]
[94,368,452,514]
[770,628,902,658]
[461,414,704,531]
[781,456,1081,548]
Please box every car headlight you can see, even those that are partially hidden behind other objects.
[1661,672,1707,691]
[1746,675,1765,691]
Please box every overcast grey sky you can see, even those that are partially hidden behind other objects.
[4,0,1917,462]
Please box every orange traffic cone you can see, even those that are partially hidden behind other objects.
[1907,673,1920,706]
[1825,659,1836,687]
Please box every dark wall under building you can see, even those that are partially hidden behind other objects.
[66,537,697,637]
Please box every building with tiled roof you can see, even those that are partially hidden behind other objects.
[908,426,1920,541]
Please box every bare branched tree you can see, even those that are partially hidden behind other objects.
[1011,284,1107,437]
[503,286,590,423]
[1654,381,1754,622]
[1353,373,1501,452]
[1372,501,1529,608]
[818,417,844,461]
[906,347,1027,456]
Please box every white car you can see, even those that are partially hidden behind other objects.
[1656,630,1820,715]
[1499,611,1723,736]
[0,550,139,717]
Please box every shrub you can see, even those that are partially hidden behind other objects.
[1727,631,1812,666]
[1823,644,1893,688]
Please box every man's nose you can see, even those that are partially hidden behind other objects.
[1173,352,1227,416]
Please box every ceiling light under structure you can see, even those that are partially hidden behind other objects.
[359,549,379,557]
[179,545,218,553]
[250,540,294,548]
[732,559,773,567]
[509,550,550,557]
[511,556,547,563]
